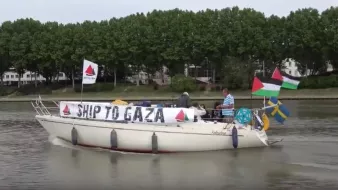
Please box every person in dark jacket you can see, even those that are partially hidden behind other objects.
[176,92,191,108]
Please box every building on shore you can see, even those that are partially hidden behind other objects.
[1,67,67,86]
[282,59,333,77]
[255,58,334,77]
[126,64,212,86]
[1,59,334,86]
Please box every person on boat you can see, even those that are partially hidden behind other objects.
[190,102,206,121]
[176,92,192,108]
[211,101,223,122]
[112,99,128,105]
[137,100,151,107]
[216,88,235,123]
[200,104,211,120]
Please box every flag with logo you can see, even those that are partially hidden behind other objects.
[175,109,189,122]
[62,104,71,115]
[251,76,282,97]
[82,59,98,84]
[272,67,300,90]
[265,97,290,124]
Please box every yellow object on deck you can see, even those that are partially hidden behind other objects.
[112,99,128,105]
[262,113,270,131]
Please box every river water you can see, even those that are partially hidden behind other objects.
[1,100,338,189]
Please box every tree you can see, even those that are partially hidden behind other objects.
[0,22,12,85]
[0,6,336,91]
[264,15,288,72]
[321,7,338,69]
[286,8,325,75]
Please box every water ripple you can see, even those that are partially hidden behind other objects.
[1,101,338,189]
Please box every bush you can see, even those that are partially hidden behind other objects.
[74,83,115,92]
[49,83,65,90]
[299,75,338,89]
[15,84,52,95]
[170,74,197,92]
[210,85,222,91]
[227,75,243,90]
[199,84,206,91]
[0,86,17,96]
[153,83,159,90]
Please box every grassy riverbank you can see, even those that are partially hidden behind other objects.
[1,86,338,102]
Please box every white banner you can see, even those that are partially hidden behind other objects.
[82,59,98,84]
[59,101,195,124]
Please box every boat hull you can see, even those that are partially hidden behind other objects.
[36,115,269,153]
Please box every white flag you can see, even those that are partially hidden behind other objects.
[82,59,98,84]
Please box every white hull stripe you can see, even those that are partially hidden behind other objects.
[41,119,244,137]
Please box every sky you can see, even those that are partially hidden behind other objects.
[0,0,337,24]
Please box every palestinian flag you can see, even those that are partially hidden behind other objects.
[252,76,282,97]
[272,67,300,90]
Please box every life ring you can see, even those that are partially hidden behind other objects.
[262,113,270,131]
[234,108,252,124]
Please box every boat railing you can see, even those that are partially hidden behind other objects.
[31,96,59,116]
[195,104,276,120]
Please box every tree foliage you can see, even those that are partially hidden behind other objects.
[0,6,337,89]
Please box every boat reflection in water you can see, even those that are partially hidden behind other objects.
[46,136,292,189]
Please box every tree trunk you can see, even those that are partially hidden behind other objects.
[136,71,140,86]
[51,72,55,83]
[161,66,165,84]
[146,71,150,85]
[113,67,117,87]
[34,71,38,87]
[212,67,216,84]
[65,76,68,87]
[136,63,140,86]
[18,74,21,88]
[56,71,60,82]
[72,69,75,90]
[30,71,32,85]
[0,75,3,86]
[135,61,140,86]
[104,65,107,83]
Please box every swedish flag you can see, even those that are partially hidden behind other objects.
[265,97,290,124]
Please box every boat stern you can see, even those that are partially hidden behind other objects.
[255,129,269,146]
[254,129,284,146]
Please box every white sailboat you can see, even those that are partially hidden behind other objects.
[31,59,282,154]
[31,97,282,154]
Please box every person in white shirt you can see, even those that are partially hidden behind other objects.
[216,88,235,123]
[190,102,206,121]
